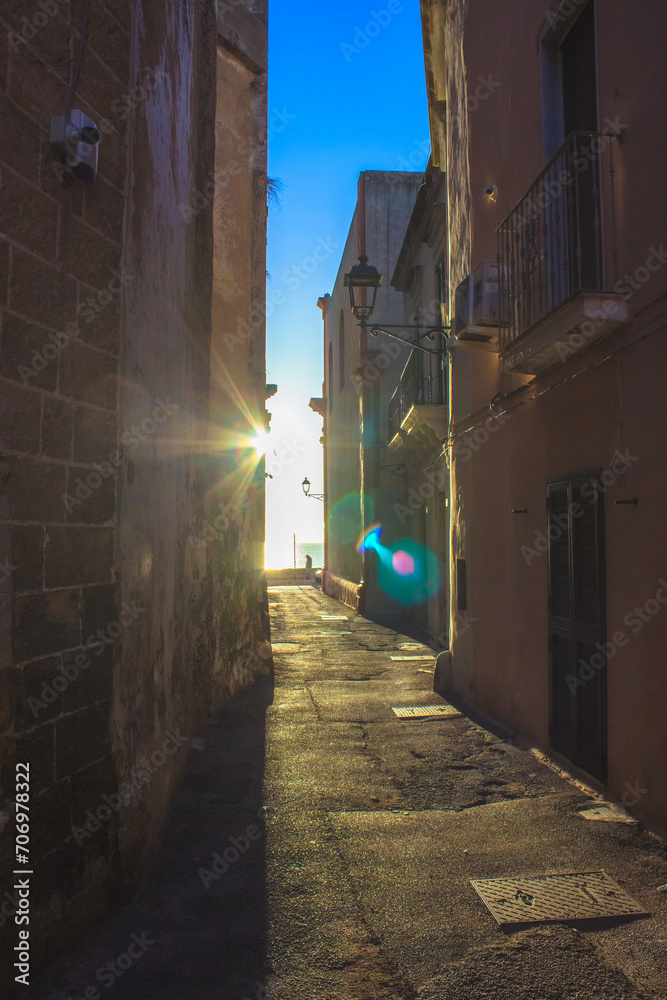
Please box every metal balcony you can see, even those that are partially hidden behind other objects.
[388,351,447,461]
[497,131,628,374]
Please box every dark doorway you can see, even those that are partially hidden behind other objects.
[561,0,598,136]
[547,474,607,782]
[560,1,601,291]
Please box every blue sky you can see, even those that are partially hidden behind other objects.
[264,0,430,566]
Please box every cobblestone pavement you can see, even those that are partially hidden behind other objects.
[29,585,667,1000]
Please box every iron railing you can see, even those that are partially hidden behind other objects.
[497,131,617,349]
[388,351,446,440]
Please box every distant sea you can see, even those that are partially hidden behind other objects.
[295,542,324,569]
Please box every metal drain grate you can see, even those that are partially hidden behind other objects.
[321,615,349,620]
[471,871,649,926]
[392,704,461,718]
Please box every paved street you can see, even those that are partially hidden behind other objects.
[31,586,667,1000]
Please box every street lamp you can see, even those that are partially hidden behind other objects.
[344,255,383,323]
[302,477,325,501]
[343,255,450,356]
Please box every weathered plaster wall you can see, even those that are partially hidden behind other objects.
[423,0,667,833]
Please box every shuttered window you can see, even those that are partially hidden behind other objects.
[547,474,607,782]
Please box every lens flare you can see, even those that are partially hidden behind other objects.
[357,523,382,553]
[252,430,270,455]
[392,549,415,576]
[378,538,440,605]
[328,493,375,545]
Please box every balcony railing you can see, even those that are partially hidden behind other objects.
[388,351,446,441]
[497,131,618,350]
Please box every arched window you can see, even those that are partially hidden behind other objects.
[328,341,333,413]
[338,311,345,391]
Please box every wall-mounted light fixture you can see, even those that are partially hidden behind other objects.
[344,255,450,356]
[302,478,325,501]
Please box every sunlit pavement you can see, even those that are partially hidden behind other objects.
[32,585,667,999]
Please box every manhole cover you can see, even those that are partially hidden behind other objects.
[471,871,649,926]
[578,802,637,824]
[390,655,436,661]
[392,704,461,718]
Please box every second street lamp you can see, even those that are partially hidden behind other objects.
[302,478,325,501]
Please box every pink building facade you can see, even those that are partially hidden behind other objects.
[421,0,667,834]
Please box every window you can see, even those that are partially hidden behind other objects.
[540,0,598,160]
[338,311,345,391]
[328,342,333,414]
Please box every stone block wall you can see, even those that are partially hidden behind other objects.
[0,0,269,989]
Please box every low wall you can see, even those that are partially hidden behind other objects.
[322,571,364,612]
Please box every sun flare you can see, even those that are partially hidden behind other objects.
[252,429,270,456]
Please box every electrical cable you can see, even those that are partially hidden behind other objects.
[66,0,91,118]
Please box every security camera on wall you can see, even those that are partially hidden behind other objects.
[50,109,100,183]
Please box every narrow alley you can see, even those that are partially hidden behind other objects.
[29,586,667,1000]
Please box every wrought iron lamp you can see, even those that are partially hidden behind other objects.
[344,255,450,356]
[302,477,325,501]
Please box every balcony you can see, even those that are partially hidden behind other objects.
[388,351,447,464]
[497,131,629,375]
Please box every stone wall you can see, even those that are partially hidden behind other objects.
[0,0,269,988]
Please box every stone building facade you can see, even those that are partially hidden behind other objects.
[0,0,269,987]
[320,171,423,620]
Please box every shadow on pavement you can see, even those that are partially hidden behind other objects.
[28,675,274,1000]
